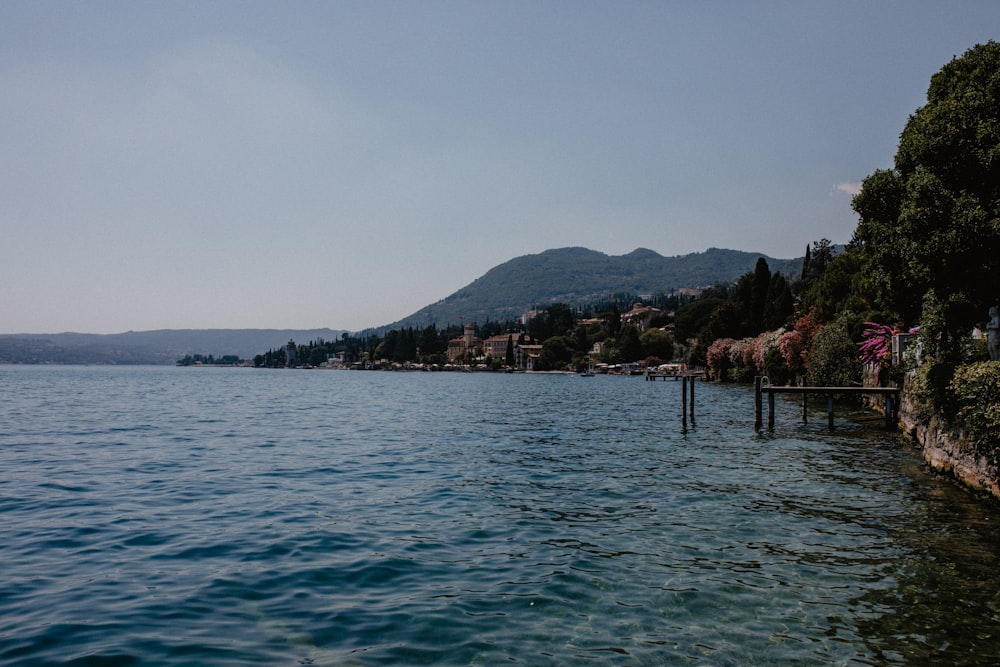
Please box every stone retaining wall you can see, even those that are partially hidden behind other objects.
[897,390,1000,499]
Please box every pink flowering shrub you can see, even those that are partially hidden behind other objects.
[778,330,804,372]
[750,329,785,372]
[742,339,756,368]
[702,308,820,384]
[727,338,754,382]
[708,329,791,382]
[728,338,749,368]
[706,338,735,376]
[778,308,822,374]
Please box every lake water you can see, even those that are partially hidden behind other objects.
[2,366,999,666]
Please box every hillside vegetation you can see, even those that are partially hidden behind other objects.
[388,247,801,330]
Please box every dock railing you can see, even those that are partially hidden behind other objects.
[754,376,900,430]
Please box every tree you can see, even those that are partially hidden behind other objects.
[607,305,621,339]
[505,335,515,368]
[419,324,445,356]
[537,336,574,370]
[639,328,675,361]
[380,330,398,361]
[618,325,644,363]
[749,257,772,334]
[308,345,328,366]
[399,327,417,362]
[673,297,727,342]
[573,325,590,353]
[807,321,861,387]
[763,273,794,330]
[803,248,859,322]
[796,239,835,302]
[852,41,1000,332]
[547,303,576,338]
[701,300,746,343]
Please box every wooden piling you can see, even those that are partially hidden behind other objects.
[754,376,762,430]
[689,373,695,422]
[681,375,688,428]
[754,385,900,431]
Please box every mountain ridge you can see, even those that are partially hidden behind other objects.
[383,246,802,330]
[2,246,807,363]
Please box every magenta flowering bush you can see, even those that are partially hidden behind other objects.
[858,322,894,366]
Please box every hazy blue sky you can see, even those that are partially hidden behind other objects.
[2,1,998,333]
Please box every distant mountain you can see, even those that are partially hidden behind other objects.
[0,329,342,365]
[385,247,802,329]
[1,247,806,363]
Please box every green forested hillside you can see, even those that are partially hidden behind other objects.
[388,247,802,329]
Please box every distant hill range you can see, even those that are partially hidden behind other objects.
[0,329,341,365]
[383,247,803,330]
[2,247,805,364]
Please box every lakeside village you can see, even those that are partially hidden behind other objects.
[251,298,699,375]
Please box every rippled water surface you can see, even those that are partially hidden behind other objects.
[2,365,1000,666]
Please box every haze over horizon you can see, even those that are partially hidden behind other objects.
[3,1,998,335]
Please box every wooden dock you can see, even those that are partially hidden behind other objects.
[754,377,900,430]
[644,369,706,430]
[644,369,705,380]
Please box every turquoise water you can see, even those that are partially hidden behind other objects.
[1,365,999,666]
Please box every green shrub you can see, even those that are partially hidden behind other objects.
[762,345,794,386]
[906,363,936,422]
[807,322,861,387]
[950,362,1000,465]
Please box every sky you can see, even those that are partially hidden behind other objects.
[2,1,998,334]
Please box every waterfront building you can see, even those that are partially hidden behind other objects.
[447,324,483,362]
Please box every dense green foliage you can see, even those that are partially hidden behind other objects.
[852,41,1000,332]
[807,322,861,387]
[639,328,675,361]
[677,258,795,368]
[693,43,1000,463]
[794,41,1000,460]
[176,354,243,366]
[951,363,1000,465]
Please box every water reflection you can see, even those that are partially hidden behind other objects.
[854,467,1000,665]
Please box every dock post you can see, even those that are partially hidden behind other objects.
[689,373,695,422]
[754,376,762,429]
[885,393,893,430]
[802,393,808,423]
[827,394,834,430]
[767,391,775,429]
[681,375,688,429]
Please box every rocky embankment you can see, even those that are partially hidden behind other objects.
[897,390,1000,500]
